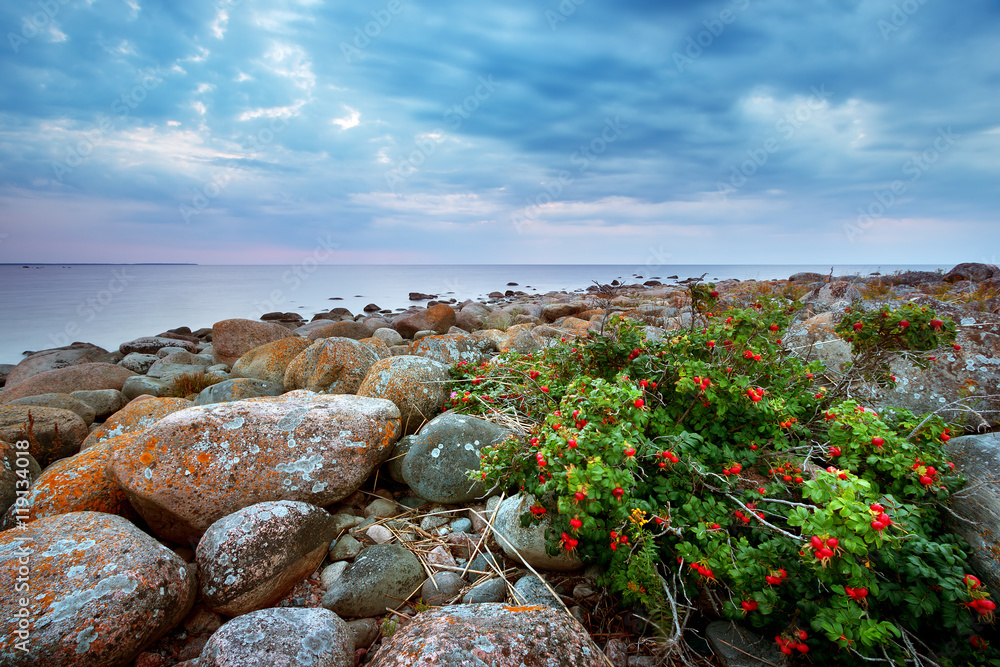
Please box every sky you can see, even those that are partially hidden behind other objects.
[0,0,997,266]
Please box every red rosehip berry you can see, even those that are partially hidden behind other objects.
[540,386,549,393]
[769,324,779,332]
[567,439,577,448]
[570,518,583,529]
[941,433,950,441]
[741,600,758,612]
[871,437,884,448]
[710,290,719,298]
[853,322,863,331]
[919,475,933,486]
[612,487,624,499]
[930,319,944,331]
[829,446,842,457]
[826,538,839,549]
[574,491,586,501]
[899,319,909,328]
[634,399,644,408]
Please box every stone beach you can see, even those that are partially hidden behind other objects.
[1,262,999,666]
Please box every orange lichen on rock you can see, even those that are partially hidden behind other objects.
[81,397,192,450]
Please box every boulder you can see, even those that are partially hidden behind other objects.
[0,363,136,403]
[122,375,171,400]
[541,302,584,322]
[512,573,561,608]
[500,328,544,354]
[945,433,1000,600]
[887,271,945,286]
[371,328,404,346]
[0,441,41,515]
[409,333,494,366]
[0,405,88,467]
[120,336,198,355]
[193,378,283,406]
[211,319,297,366]
[788,272,825,283]
[370,603,604,666]
[393,304,457,339]
[108,392,400,544]
[402,412,512,504]
[706,621,785,667]
[0,512,195,666]
[0,440,136,528]
[4,342,118,388]
[944,263,1000,283]
[357,356,450,435]
[197,500,337,616]
[7,392,96,425]
[321,544,426,618]
[283,338,380,394]
[81,397,192,450]
[229,337,313,385]
[800,281,862,311]
[149,351,212,374]
[197,607,353,667]
[306,320,371,341]
[493,494,583,572]
[783,312,852,374]
[422,572,466,606]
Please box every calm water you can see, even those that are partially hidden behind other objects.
[0,263,945,366]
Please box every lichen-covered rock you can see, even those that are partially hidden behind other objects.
[358,337,392,359]
[357,356,450,435]
[784,312,852,374]
[283,338,380,394]
[0,363,136,404]
[122,375,172,400]
[306,320,370,341]
[409,334,492,366]
[321,544,426,618]
[211,319,297,367]
[493,494,583,572]
[197,607,353,667]
[499,328,544,354]
[192,378,283,406]
[1,439,137,528]
[230,337,313,385]
[0,511,196,666]
[121,352,160,374]
[370,603,604,666]
[393,304,457,339]
[0,405,89,468]
[108,392,400,544]
[7,392,96,425]
[120,336,199,355]
[4,342,118,388]
[197,500,337,616]
[944,262,1000,283]
[402,411,511,504]
[81,397,192,450]
[0,441,41,515]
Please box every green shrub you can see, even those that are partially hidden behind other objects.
[451,294,995,664]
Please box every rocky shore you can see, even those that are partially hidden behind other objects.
[0,262,998,666]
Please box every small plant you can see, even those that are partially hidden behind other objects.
[168,371,224,398]
[379,617,398,638]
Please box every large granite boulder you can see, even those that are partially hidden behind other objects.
[321,544,426,618]
[211,319,297,366]
[229,337,312,385]
[120,336,198,355]
[0,363,136,403]
[283,337,380,394]
[393,304,457,339]
[4,342,118,388]
[108,392,400,544]
[81,397,192,450]
[0,405,88,467]
[0,441,41,515]
[357,356,450,435]
[409,333,494,366]
[0,512,196,666]
[7,392,96,425]
[944,263,1000,283]
[945,433,1000,600]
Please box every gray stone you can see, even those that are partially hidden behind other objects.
[345,618,380,651]
[321,561,349,589]
[493,494,584,572]
[120,336,198,356]
[450,517,473,534]
[329,534,363,561]
[147,362,210,381]
[386,435,416,483]
[70,389,127,420]
[512,573,561,608]
[945,433,1000,599]
[7,393,96,426]
[321,544,427,618]
[0,444,41,515]
[706,621,785,667]
[196,500,337,616]
[192,378,283,405]
[4,342,118,388]
[788,272,825,283]
[121,375,171,400]
[198,607,353,667]
[401,411,512,504]
[363,498,400,518]
[372,327,404,346]
[422,571,466,606]
[357,356,451,435]
[944,262,999,283]
[121,352,159,374]
[461,578,506,604]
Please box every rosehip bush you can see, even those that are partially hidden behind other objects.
[453,298,995,664]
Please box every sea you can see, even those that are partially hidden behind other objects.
[0,263,946,366]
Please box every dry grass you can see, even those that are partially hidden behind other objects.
[168,371,225,398]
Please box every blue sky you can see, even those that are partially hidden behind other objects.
[0,0,997,265]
